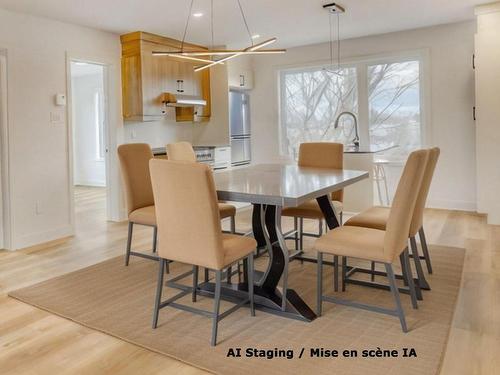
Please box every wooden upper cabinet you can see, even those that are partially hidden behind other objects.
[121,31,211,122]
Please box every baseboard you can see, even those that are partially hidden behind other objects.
[74,180,106,187]
[426,199,476,212]
[11,224,74,251]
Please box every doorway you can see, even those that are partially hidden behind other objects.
[70,61,108,230]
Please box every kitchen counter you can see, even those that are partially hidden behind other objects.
[344,144,397,154]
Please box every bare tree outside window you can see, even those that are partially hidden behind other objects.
[368,61,420,162]
[281,67,357,158]
[281,60,421,161]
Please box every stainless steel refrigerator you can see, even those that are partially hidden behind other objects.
[230,90,251,166]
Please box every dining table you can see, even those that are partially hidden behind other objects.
[168,163,369,322]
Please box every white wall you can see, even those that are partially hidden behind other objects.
[250,21,477,211]
[72,71,106,187]
[0,8,123,249]
[475,3,500,224]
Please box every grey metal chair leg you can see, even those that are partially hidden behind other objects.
[152,226,158,253]
[385,263,408,333]
[248,254,255,316]
[230,215,236,234]
[317,252,323,316]
[419,227,433,274]
[333,255,339,292]
[410,236,431,290]
[152,258,165,329]
[339,212,343,226]
[211,270,222,346]
[401,249,419,309]
[318,219,323,237]
[299,218,304,251]
[125,222,133,266]
[370,261,376,281]
[192,266,199,302]
[294,217,299,251]
[341,256,347,292]
[165,259,170,274]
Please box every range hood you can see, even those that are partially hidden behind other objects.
[162,93,207,108]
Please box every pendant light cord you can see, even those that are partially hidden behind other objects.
[211,0,215,50]
[237,0,254,46]
[181,0,195,52]
[328,12,342,72]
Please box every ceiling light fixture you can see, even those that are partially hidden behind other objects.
[322,2,345,75]
[152,0,286,71]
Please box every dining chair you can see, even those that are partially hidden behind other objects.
[315,149,429,332]
[149,159,256,346]
[345,147,440,284]
[118,143,164,267]
[282,142,344,251]
[166,141,239,282]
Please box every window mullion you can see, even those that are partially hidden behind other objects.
[356,63,370,148]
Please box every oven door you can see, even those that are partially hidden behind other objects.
[230,137,251,166]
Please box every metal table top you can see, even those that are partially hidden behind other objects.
[214,163,369,207]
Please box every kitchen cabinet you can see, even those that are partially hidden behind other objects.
[228,68,254,90]
[121,31,211,122]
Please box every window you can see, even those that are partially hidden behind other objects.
[281,67,357,158]
[280,54,424,161]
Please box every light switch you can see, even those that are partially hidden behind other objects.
[55,93,67,106]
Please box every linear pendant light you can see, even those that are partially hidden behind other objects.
[152,0,286,71]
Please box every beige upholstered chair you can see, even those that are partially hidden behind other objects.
[166,142,237,225]
[282,143,344,251]
[345,148,440,281]
[167,141,239,282]
[315,149,429,332]
[149,159,256,346]
[118,143,161,266]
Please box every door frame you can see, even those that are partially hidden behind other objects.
[0,51,12,249]
[66,52,121,229]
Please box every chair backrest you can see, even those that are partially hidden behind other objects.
[166,142,196,162]
[409,147,441,236]
[117,143,155,216]
[384,149,429,260]
[298,142,344,202]
[149,159,224,270]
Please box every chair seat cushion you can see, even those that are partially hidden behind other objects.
[345,206,390,231]
[315,226,391,263]
[218,203,236,219]
[222,234,257,267]
[129,205,156,226]
[282,200,343,220]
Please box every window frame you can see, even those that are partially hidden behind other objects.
[278,49,431,158]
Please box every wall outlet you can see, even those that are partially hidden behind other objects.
[50,111,64,125]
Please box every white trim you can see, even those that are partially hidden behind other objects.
[0,51,13,250]
[426,199,476,213]
[13,224,73,251]
[66,52,123,227]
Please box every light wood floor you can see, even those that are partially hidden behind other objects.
[0,186,498,374]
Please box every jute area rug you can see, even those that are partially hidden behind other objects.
[9,245,464,375]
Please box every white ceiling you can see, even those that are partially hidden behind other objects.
[0,0,484,48]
